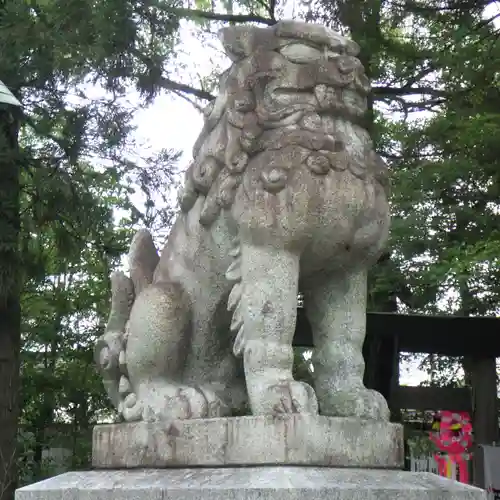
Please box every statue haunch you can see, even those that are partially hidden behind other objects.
[95,21,391,423]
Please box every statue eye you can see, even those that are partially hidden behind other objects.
[280,43,323,63]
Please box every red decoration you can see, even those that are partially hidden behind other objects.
[430,411,473,454]
[429,410,473,484]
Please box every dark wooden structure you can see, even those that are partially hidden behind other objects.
[293,311,500,486]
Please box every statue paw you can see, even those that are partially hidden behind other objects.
[320,387,390,420]
[259,380,319,415]
[141,385,209,422]
[120,383,232,422]
[120,393,143,422]
[195,385,232,418]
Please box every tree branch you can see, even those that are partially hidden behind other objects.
[171,8,276,25]
[22,112,69,159]
[400,0,489,13]
[406,99,446,112]
[129,46,217,102]
[158,76,215,101]
[379,95,410,120]
[401,64,437,88]
[170,89,205,112]
[268,0,277,21]
[373,86,449,97]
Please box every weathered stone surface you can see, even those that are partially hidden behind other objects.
[92,415,404,469]
[94,20,391,426]
[15,468,487,500]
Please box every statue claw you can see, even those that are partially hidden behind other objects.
[264,381,318,416]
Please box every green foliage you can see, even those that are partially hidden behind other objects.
[0,0,185,490]
[15,155,139,481]
[406,431,435,458]
[19,162,131,432]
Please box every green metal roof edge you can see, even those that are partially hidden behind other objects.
[0,80,21,107]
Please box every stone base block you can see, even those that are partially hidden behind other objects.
[92,415,403,469]
[16,468,486,500]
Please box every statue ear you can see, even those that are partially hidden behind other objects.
[218,25,277,62]
[218,26,250,62]
[106,271,134,334]
[128,229,159,296]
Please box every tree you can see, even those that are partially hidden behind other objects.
[0,80,22,500]
[0,0,183,494]
[18,162,138,482]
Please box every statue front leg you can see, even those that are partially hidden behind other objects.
[230,243,318,415]
[305,270,389,420]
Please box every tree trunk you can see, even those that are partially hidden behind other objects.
[0,106,21,500]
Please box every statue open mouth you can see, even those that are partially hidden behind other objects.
[259,85,367,131]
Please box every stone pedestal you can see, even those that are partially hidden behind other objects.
[92,415,404,468]
[16,467,486,500]
[16,417,487,500]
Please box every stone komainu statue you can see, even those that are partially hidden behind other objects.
[95,21,390,423]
